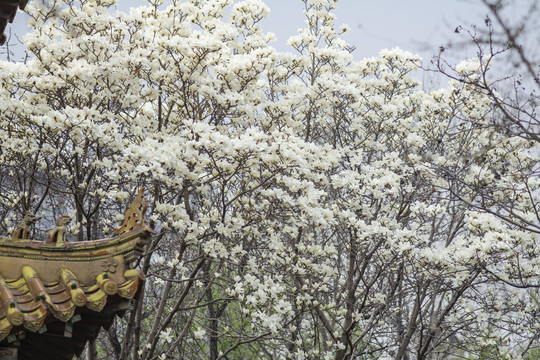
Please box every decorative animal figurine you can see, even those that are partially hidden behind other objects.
[45,215,72,247]
[114,188,148,235]
[11,212,37,240]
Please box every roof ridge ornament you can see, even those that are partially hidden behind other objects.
[44,215,72,247]
[11,212,37,240]
[113,188,151,236]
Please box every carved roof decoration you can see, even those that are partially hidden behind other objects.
[0,0,27,45]
[0,189,154,360]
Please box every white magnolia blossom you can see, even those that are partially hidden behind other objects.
[0,0,538,359]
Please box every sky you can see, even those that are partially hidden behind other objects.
[1,0,522,71]
[262,0,487,60]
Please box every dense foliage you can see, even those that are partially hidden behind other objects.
[0,0,538,359]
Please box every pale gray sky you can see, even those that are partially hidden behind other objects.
[1,0,523,66]
[262,0,487,61]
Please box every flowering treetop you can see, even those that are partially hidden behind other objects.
[0,0,538,359]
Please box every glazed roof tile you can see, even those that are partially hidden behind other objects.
[0,266,144,339]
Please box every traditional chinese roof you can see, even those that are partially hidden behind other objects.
[0,189,153,360]
[0,0,27,45]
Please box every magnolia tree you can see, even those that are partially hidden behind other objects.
[0,0,538,359]
[434,0,540,240]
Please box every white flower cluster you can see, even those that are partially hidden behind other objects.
[0,0,538,358]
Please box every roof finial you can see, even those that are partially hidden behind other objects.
[113,188,149,235]
[11,212,37,240]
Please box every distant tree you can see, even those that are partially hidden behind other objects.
[438,0,539,142]
[432,1,540,357]
[0,0,538,359]
[434,0,539,267]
